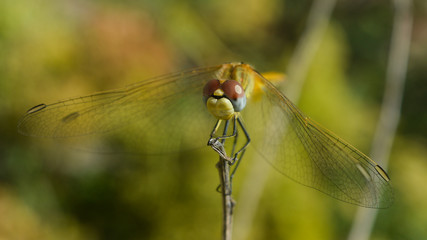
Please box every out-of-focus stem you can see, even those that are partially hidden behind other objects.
[347,0,412,239]
[285,0,337,101]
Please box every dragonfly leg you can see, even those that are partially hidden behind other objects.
[226,117,250,190]
[209,115,250,195]
[230,117,251,163]
[208,116,240,162]
[208,120,233,162]
[210,119,222,138]
[230,116,238,157]
[216,184,222,193]
[210,117,238,141]
[229,148,246,191]
[212,118,234,194]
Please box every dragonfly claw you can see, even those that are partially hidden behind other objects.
[208,138,233,163]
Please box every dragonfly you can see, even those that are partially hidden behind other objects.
[18,62,393,208]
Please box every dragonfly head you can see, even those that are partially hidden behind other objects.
[203,79,247,120]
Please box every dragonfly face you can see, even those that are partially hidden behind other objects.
[203,79,247,120]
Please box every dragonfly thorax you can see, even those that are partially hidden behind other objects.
[203,79,247,120]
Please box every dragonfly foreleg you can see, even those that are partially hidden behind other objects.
[209,117,238,141]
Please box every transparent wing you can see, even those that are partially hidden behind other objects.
[18,65,224,153]
[244,75,393,208]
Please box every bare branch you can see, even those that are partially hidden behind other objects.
[217,156,235,240]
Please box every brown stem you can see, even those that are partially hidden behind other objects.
[217,156,235,240]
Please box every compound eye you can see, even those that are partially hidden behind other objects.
[221,80,245,100]
[203,79,221,98]
[222,80,246,112]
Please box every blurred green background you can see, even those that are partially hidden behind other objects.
[1,0,426,239]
